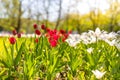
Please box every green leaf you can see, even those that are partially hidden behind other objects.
[0,60,10,68]
[3,41,12,61]
[87,53,94,66]
[14,42,25,65]
[0,68,8,76]
[3,41,12,67]
[3,40,9,54]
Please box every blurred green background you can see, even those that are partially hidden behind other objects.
[0,0,120,33]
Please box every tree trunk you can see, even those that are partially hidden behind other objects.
[55,0,62,29]
[16,1,22,32]
[109,16,114,32]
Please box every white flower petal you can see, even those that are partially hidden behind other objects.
[92,70,106,79]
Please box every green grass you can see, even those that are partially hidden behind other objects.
[0,37,120,80]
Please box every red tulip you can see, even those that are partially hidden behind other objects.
[63,33,69,39]
[12,30,17,35]
[60,29,65,34]
[17,33,21,38]
[49,39,57,47]
[35,29,41,35]
[53,34,59,41]
[35,38,39,43]
[41,24,46,30]
[48,29,57,36]
[9,37,16,44]
[62,37,66,42]
[46,28,50,32]
[33,23,38,29]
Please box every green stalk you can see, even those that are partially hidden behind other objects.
[8,68,11,79]
[11,45,14,66]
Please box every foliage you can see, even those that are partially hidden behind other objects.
[0,29,120,79]
[1,0,120,33]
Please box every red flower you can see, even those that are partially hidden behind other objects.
[48,34,58,47]
[41,24,46,30]
[61,33,69,42]
[60,29,65,34]
[35,29,41,35]
[53,34,59,40]
[62,37,66,42]
[53,29,57,34]
[63,33,69,39]
[9,37,16,44]
[46,28,50,32]
[12,30,17,35]
[35,38,39,43]
[17,33,21,38]
[33,23,38,29]
[48,29,57,36]
[49,39,57,47]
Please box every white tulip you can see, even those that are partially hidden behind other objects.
[87,47,94,54]
[92,70,106,79]
[95,28,101,37]
[65,34,81,47]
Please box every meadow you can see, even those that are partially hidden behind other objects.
[0,25,120,80]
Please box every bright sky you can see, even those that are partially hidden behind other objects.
[50,0,114,21]
[48,0,110,21]
[0,0,118,21]
[77,0,110,14]
[62,0,110,14]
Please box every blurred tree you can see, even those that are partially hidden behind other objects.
[42,0,51,27]
[61,13,82,32]
[16,0,22,32]
[107,0,120,31]
[0,0,120,33]
[1,0,24,32]
[55,0,62,29]
[0,26,4,31]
